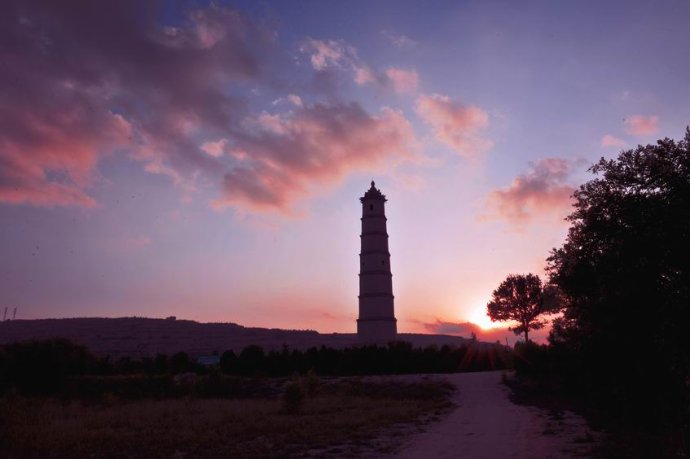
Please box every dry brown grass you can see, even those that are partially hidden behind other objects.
[0,378,453,458]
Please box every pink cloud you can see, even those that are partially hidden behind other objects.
[201,139,228,158]
[0,104,130,206]
[300,39,420,94]
[124,236,152,250]
[300,39,350,71]
[354,67,376,85]
[416,94,493,157]
[381,30,418,48]
[1,1,272,207]
[272,95,303,107]
[601,134,626,148]
[0,3,423,215]
[286,94,303,107]
[213,103,416,213]
[385,68,419,94]
[624,115,659,136]
[485,158,576,226]
[300,38,378,88]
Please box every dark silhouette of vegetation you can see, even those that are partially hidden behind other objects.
[546,129,690,428]
[487,274,558,342]
[219,341,509,378]
[0,339,510,399]
[505,130,690,455]
[282,381,305,414]
[0,339,97,395]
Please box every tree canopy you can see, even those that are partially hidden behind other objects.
[547,128,690,423]
[487,273,556,342]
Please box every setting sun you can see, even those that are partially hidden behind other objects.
[469,305,496,330]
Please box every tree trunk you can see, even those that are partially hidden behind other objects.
[524,327,529,343]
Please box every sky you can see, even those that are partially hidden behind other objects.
[2,0,689,343]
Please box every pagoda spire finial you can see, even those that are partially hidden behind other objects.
[371,179,375,188]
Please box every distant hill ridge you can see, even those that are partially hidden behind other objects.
[0,317,480,357]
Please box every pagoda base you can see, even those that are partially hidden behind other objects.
[357,318,397,343]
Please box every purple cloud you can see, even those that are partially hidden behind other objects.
[1,1,420,213]
[213,103,415,213]
[416,94,492,157]
[624,115,660,136]
[485,158,576,226]
[1,1,277,204]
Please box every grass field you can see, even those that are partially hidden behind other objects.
[0,376,454,458]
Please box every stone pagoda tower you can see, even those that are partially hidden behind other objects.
[357,181,397,342]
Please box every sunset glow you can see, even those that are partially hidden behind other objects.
[2,0,689,342]
[468,306,496,331]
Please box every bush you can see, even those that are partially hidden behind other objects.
[0,339,97,395]
[512,341,552,378]
[300,369,320,396]
[282,381,305,414]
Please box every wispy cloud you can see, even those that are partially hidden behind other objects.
[300,38,374,86]
[1,3,421,215]
[385,68,419,94]
[624,115,659,136]
[213,103,416,213]
[416,94,492,157]
[201,139,228,158]
[484,158,576,227]
[300,38,350,71]
[300,38,420,95]
[381,30,418,48]
[0,1,274,207]
[601,134,626,148]
[272,94,303,107]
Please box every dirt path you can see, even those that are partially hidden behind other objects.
[394,371,595,459]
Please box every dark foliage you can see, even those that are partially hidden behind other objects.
[545,129,690,430]
[0,339,510,398]
[0,339,97,395]
[216,341,510,377]
[282,381,305,414]
[487,274,560,342]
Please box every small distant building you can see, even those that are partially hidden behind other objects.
[357,181,397,342]
[196,355,221,366]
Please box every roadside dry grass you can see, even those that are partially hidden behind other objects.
[0,377,454,458]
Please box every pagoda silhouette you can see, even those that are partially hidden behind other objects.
[357,181,397,341]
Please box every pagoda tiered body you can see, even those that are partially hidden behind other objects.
[357,181,397,341]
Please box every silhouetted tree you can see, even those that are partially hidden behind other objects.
[220,350,237,373]
[487,274,556,342]
[0,339,97,395]
[238,345,265,376]
[547,129,690,426]
[169,352,190,374]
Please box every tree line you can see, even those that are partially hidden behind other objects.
[0,339,510,397]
